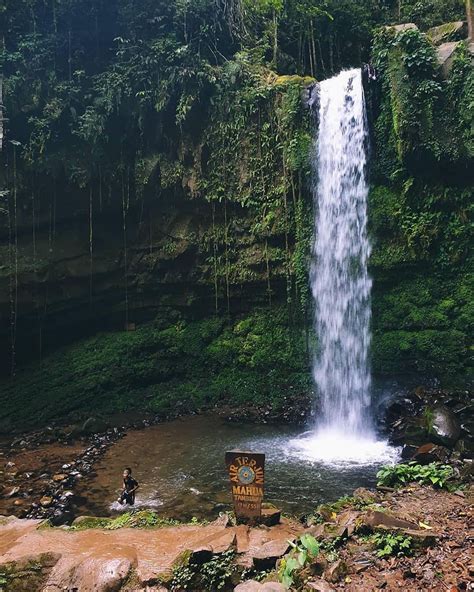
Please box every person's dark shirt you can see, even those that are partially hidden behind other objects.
[123,476,138,492]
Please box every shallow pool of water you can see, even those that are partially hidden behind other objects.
[75,415,399,520]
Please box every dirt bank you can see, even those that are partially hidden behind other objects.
[0,485,472,591]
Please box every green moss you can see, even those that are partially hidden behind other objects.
[372,329,468,376]
[0,554,59,592]
[271,74,316,87]
[69,511,180,530]
[371,268,472,379]
[0,307,311,430]
[371,28,472,177]
[426,21,466,45]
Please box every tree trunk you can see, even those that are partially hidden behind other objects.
[272,9,278,70]
[0,35,4,151]
[0,72,3,152]
[467,0,473,41]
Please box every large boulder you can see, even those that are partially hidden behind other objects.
[437,41,463,78]
[81,417,109,434]
[427,21,467,45]
[252,540,292,571]
[430,405,461,446]
[385,23,418,33]
[45,547,137,592]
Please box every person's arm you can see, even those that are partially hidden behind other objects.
[130,480,139,493]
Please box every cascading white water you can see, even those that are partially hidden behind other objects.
[311,68,372,436]
[289,69,399,466]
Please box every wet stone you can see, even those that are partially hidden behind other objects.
[4,486,20,498]
[40,496,53,507]
[52,473,68,482]
[430,405,461,445]
[306,578,336,591]
[324,559,347,583]
[252,540,292,571]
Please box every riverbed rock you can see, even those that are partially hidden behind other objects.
[260,508,281,526]
[52,473,68,482]
[324,559,347,583]
[401,444,418,460]
[40,496,53,507]
[252,540,292,571]
[413,442,451,464]
[430,405,461,446]
[81,417,109,435]
[50,509,74,526]
[336,510,362,536]
[234,582,286,592]
[4,486,20,498]
[362,510,418,531]
[401,529,437,546]
[306,578,336,591]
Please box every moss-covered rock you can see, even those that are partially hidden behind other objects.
[0,553,60,592]
[427,21,467,45]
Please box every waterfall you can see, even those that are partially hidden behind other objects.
[289,69,399,465]
[311,68,372,436]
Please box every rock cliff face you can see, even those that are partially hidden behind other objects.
[0,191,293,369]
[0,8,472,428]
[0,70,312,374]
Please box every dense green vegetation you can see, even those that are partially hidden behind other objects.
[376,461,455,488]
[368,25,473,379]
[0,0,471,428]
[0,307,310,430]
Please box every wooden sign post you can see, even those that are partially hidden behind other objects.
[225,451,265,524]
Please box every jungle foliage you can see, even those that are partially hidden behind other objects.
[368,25,473,379]
[0,307,311,430]
[0,0,471,424]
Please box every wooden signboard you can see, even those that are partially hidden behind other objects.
[225,451,265,523]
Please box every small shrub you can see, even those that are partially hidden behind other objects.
[278,534,319,589]
[376,462,454,489]
[170,549,236,591]
[371,532,413,558]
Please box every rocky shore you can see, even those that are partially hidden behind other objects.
[0,422,128,524]
[0,383,472,526]
[0,482,472,591]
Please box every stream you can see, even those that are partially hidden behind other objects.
[74,415,399,520]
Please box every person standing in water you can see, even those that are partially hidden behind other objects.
[118,467,139,505]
